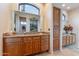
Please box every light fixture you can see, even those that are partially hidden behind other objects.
[21,22,26,24]
[62,4,66,7]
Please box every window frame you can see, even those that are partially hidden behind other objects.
[18,3,40,15]
[62,14,66,21]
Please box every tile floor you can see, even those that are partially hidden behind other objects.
[35,45,79,56]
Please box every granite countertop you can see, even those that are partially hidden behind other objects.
[3,32,50,38]
[62,33,76,36]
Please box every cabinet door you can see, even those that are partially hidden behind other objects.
[3,37,23,56]
[23,37,32,55]
[32,36,40,54]
[41,35,49,52]
[72,35,75,44]
[62,36,67,47]
[66,36,70,45]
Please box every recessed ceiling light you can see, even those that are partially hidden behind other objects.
[67,6,70,10]
[62,4,66,7]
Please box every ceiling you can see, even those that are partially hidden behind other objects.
[53,3,79,11]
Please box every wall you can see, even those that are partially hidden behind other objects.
[68,8,79,48]
[45,4,53,53]
[60,10,68,50]
[61,10,68,31]
[0,3,12,55]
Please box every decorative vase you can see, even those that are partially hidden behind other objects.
[66,31,68,34]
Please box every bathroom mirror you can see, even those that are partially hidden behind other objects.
[12,11,40,33]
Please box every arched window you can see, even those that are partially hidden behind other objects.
[19,3,40,15]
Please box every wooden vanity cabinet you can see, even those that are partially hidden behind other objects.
[62,34,76,47]
[3,34,50,56]
[3,37,24,56]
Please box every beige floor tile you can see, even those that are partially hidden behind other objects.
[35,48,79,56]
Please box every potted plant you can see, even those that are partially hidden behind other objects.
[64,24,73,34]
[68,25,73,34]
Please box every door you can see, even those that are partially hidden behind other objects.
[53,7,60,50]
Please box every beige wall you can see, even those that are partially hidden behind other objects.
[0,3,12,33]
[0,3,12,55]
[45,4,53,52]
[43,4,50,32]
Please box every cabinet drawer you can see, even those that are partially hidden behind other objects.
[41,39,48,42]
[33,36,40,39]
[41,42,48,45]
[41,36,49,39]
